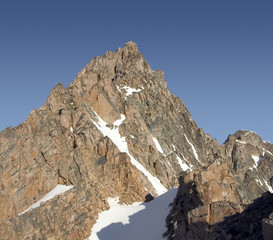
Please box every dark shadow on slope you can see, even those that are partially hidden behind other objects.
[211,191,273,239]
[170,191,273,240]
[97,188,178,240]
[163,175,207,240]
[96,177,273,240]
[164,174,273,240]
[97,222,126,240]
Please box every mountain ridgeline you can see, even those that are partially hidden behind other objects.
[0,42,272,239]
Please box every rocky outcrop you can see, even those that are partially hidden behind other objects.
[0,42,225,239]
[164,131,273,240]
[164,162,246,240]
[0,42,272,239]
[224,130,273,197]
[212,192,273,240]
[263,212,273,240]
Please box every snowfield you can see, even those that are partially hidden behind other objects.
[88,188,177,240]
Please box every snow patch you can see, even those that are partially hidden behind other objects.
[116,86,122,93]
[18,185,73,216]
[263,148,273,157]
[117,86,144,96]
[130,135,135,139]
[176,154,190,171]
[172,144,192,170]
[152,137,164,155]
[256,177,264,186]
[70,127,73,133]
[89,110,167,195]
[90,111,127,152]
[184,134,201,164]
[90,197,145,237]
[236,140,246,144]
[264,180,273,193]
[113,114,126,127]
[88,188,178,240]
[244,130,256,136]
[251,155,262,168]
[255,177,273,193]
[181,153,193,170]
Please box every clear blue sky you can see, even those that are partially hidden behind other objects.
[0,1,272,144]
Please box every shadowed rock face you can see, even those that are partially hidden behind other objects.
[213,192,273,240]
[165,180,273,240]
[164,133,273,240]
[0,42,272,239]
[263,212,273,240]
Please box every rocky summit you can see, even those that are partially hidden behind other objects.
[0,42,272,240]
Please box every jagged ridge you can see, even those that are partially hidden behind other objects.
[0,42,272,239]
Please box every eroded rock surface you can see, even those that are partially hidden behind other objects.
[164,131,273,240]
[0,42,272,239]
[0,42,222,239]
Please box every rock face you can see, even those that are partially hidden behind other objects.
[0,42,272,239]
[263,212,273,240]
[214,192,273,240]
[224,130,273,196]
[164,131,273,240]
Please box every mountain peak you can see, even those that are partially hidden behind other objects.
[75,41,150,81]
[124,41,138,52]
[1,42,272,240]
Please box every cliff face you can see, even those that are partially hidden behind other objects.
[0,42,272,240]
[164,131,273,240]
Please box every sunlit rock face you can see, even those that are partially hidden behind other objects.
[0,42,272,239]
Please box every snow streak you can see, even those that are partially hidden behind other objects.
[184,134,202,164]
[18,185,73,216]
[152,137,164,155]
[89,110,167,195]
